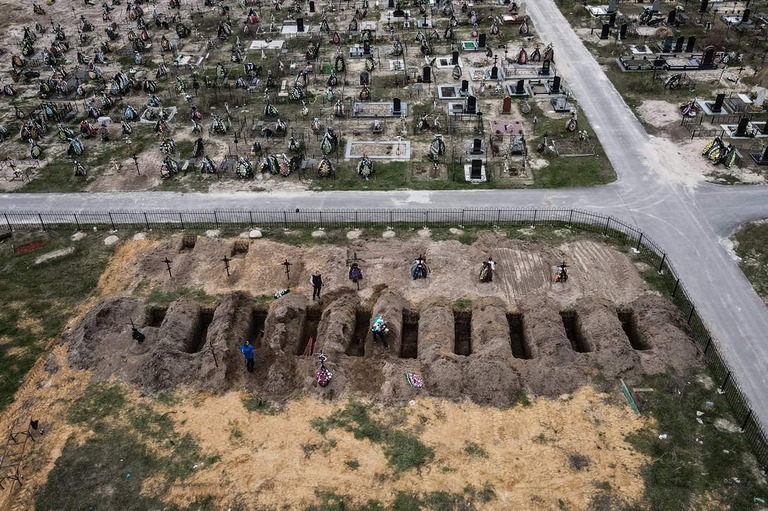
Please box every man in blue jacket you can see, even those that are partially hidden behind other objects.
[239,341,255,372]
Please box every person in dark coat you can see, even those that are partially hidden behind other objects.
[239,341,255,372]
[310,271,323,301]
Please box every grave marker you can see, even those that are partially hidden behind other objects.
[651,0,660,12]
[755,88,766,107]
[309,1,316,12]
[736,117,749,136]
[762,146,768,161]
[702,46,715,67]
[699,0,708,13]
[360,71,370,85]
[540,60,550,75]
[712,93,725,113]
[466,95,477,114]
[609,12,617,27]
[490,66,499,80]
[667,9,677,26]
[662,35,673,52]
[422,66,431,83]
[297,18,305,32]
[551,76,561,94]
[460,79,469,94]
[452,51,459,65]
[478,33,487,48]
[600,24,610,39]
[502,96,512,113]
[742,9,750,23]
[608,0,618,13]
[471,139,483,154]
[470,159,483,180]
[685,36,696,52]
[388,0,395,8]
[674,36,684,53]
[515,79,525,95]
[620,23,628,40]
[363,40,371,55]
[393,97,402,116]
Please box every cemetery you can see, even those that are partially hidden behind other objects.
[0,0,611,191]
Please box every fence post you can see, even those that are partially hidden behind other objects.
[532,209,537,225]
[319,210,323,228]
[3,213,11,233]
[603,216,610,235]
[741,409,753,432]
[497,209,501,224]
[144,212,150,230]
[74,213,81,231]
[704,336,712,354]
[109,213,116,231]
[214,211,219,228]
[38,213,46,231]
[568,209,573,227]
[657,253,666,273]
[283,210,288,229]
[461,209,465,225]
[179,212,185,230]
[720,371,731,392]
[636,232,643,251]
[672,278,679,297]
[687,306,695,324]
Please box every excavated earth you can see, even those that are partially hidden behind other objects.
[66,232,701,406]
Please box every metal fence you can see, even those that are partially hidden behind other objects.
[2,207,767,470]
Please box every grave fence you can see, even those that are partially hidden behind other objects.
[2,207,768,470]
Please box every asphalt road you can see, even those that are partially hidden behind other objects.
[3,0,768,426]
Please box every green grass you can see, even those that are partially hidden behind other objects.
[0,231,113,410]
[39,382,218,511]
[732,221,768,302]
[625,370,768,510]
[241,395,279,415]
[453,298,473,310]
[512,389,531,408]
[308,484,496,511]
[310,401,434,473]
[462,441,488,458]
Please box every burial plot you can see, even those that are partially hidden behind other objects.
[345,139,411,160]
[685,36,696,52]
[750,145,768,165]
[539,60,551,76]
[469,138,484,155]
[352,99,409,117]
[674,36,684,53]
[465,95,477,114]
[599,24,610,39]
[502,96,513,114]
[507,79,529,97]
[464,159,487,182]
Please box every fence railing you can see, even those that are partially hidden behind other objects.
[2,207,767,470]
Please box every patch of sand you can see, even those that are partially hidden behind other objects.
[97,239,162,295]
[637,100,682,129]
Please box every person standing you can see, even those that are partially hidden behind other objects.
[371,315,389,348]
[310,271,323,301]
[239,341,255,372]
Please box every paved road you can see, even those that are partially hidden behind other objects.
[3,1,768,426]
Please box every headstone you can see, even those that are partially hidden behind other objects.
[600,24,610,39]
[651,0,660,12]
[699,0,708,13]
[674,36,684,53]
[470,159,482,180]
[736,117,749,136]
[452,51,459,65]
[607,0,618,13]
[540,60,550,75]
[515,80,525,95]
[490,66,499,80]
[422,66,431,83]
[309,1,315,12]
[667,10,677,26]
[619,23,628,40]
[755,88,766,107]
[551,76,561,94]
[685,36,696,52]
[702,46,715,67]
[662,35,673,52]
[478,33,486,48]
[471,139,482,154]
[297,18,305,32]
[712,93,725,113]
[360,71,369,85]
[742,9,750,24]
[609,12,617,28]
[653,57,666,68]
[388,0,395,8]
[393,97,402,116]
[762,145,768,161]
[466,95,477,114]
[502,96,512,113]
[363,40,371,55]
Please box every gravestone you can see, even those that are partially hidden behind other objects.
[422,66,431,83]
[470,159,483,180]
[478,33,486,48]
[662,35,673,52]
[363,40,371,55]
[554,96,568,111]
[297,18,305,32]
[608,0,618,13]
[452,51,459,65]
[755,88,766,107]
[651,0,660,12]
[667,10,677,26]
[674,36,684,53]
[490,66,499,80]
[360,71,370,85]
[712,93,725,113]
[762,145,768,161]
[540,60,550,75]
[460,80,469,95]
[702,46,715,67]
[600,24,610,39]
[551,76,561,94]
[515,79,525,94]
[742,9,750,23]
[471,139,483,154]
[609,12,617,27]
[309,1,315,12]
[466,95,477,114]
[393,7,405,16]
[699,0,708,12]
[388,0,395,8]
[393,97,402,116]
[685,36,696,52]
[619,23,628,39]
[736,118,749,136]
[653,57,666,69]
[502,96,512,113]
